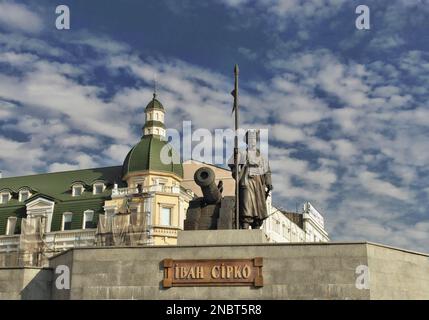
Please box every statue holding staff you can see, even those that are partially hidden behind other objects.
[228,129,273,229]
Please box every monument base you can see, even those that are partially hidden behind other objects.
[177,229,268,246]
[1,242,429,299]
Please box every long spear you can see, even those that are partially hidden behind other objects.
[232,64,240,229]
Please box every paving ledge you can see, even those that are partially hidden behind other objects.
[177,229,268,245]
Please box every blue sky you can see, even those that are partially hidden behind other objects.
[0,0,428,252]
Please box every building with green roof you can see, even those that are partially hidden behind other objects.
[0,93,192,266]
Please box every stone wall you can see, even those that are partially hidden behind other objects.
[0,240,428,300]
[0,267,52,299]
[47,242,428,299]
[367,244,429,299]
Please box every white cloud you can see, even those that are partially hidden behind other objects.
[0,136,45,176]
[48,162,80,173]
[56,135,100,149]
[0,10,428,252]
[0,33,67,57]
[103,144,133,164]
[359,171,412,201]
[271,124,306,143]
[0,2,43,33]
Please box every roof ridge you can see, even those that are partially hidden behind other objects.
[148,134,154,168]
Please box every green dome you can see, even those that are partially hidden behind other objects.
[145,97,164,111]
[122,135,183,179]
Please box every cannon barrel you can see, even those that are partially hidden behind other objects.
[194,167,221,204]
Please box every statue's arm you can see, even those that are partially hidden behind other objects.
[264,164,273,191]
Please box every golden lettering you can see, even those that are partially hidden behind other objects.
[226,265,233,278]
[188,266,196,279]
[234,266,242,279]
[180,266,186,279]
[211,266,220,279]
[242,265,251,278]
[174,264,179,279]
[166,259,261,285]
[221,263,226,278]
[196,266,204,279]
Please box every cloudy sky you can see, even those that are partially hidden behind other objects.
[0,0,428,252]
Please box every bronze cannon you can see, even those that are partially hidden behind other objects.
[184,167,235,230]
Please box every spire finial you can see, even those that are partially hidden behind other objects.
[153,74,157,99]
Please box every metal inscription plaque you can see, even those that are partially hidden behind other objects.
[162,258,263,288]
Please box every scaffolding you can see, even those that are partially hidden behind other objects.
[96,194,153,246]
[0,193,155,267]
[18,216,44,267]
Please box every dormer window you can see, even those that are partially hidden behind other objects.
[0,192,10,204]
[72,184,84,197]
[93,182,105,195]
[19,189,31,202]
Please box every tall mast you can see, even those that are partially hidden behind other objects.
[233,64,240,229]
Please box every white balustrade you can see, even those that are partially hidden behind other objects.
[111,185,180,198]
[0,235,19,252]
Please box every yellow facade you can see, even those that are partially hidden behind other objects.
[103,170,192,245]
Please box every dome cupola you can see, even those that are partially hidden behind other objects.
[143,93,166,138]
[122,93,183,180]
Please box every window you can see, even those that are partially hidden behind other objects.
[6,217,17,235]
[72,184,84,197]
[93,183,104,195]
[1,193,9,204]
[160,207,171,226]
[273,219,280,234]
[62,212,73,231]
[19,190,30,202]
[83,210,95,229]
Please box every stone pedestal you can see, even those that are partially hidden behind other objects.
[177,229,268,246]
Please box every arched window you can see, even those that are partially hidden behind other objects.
[72,183,84,196]
[0,190,11,204]
[19,188,31,202]
[93,182,105,195]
